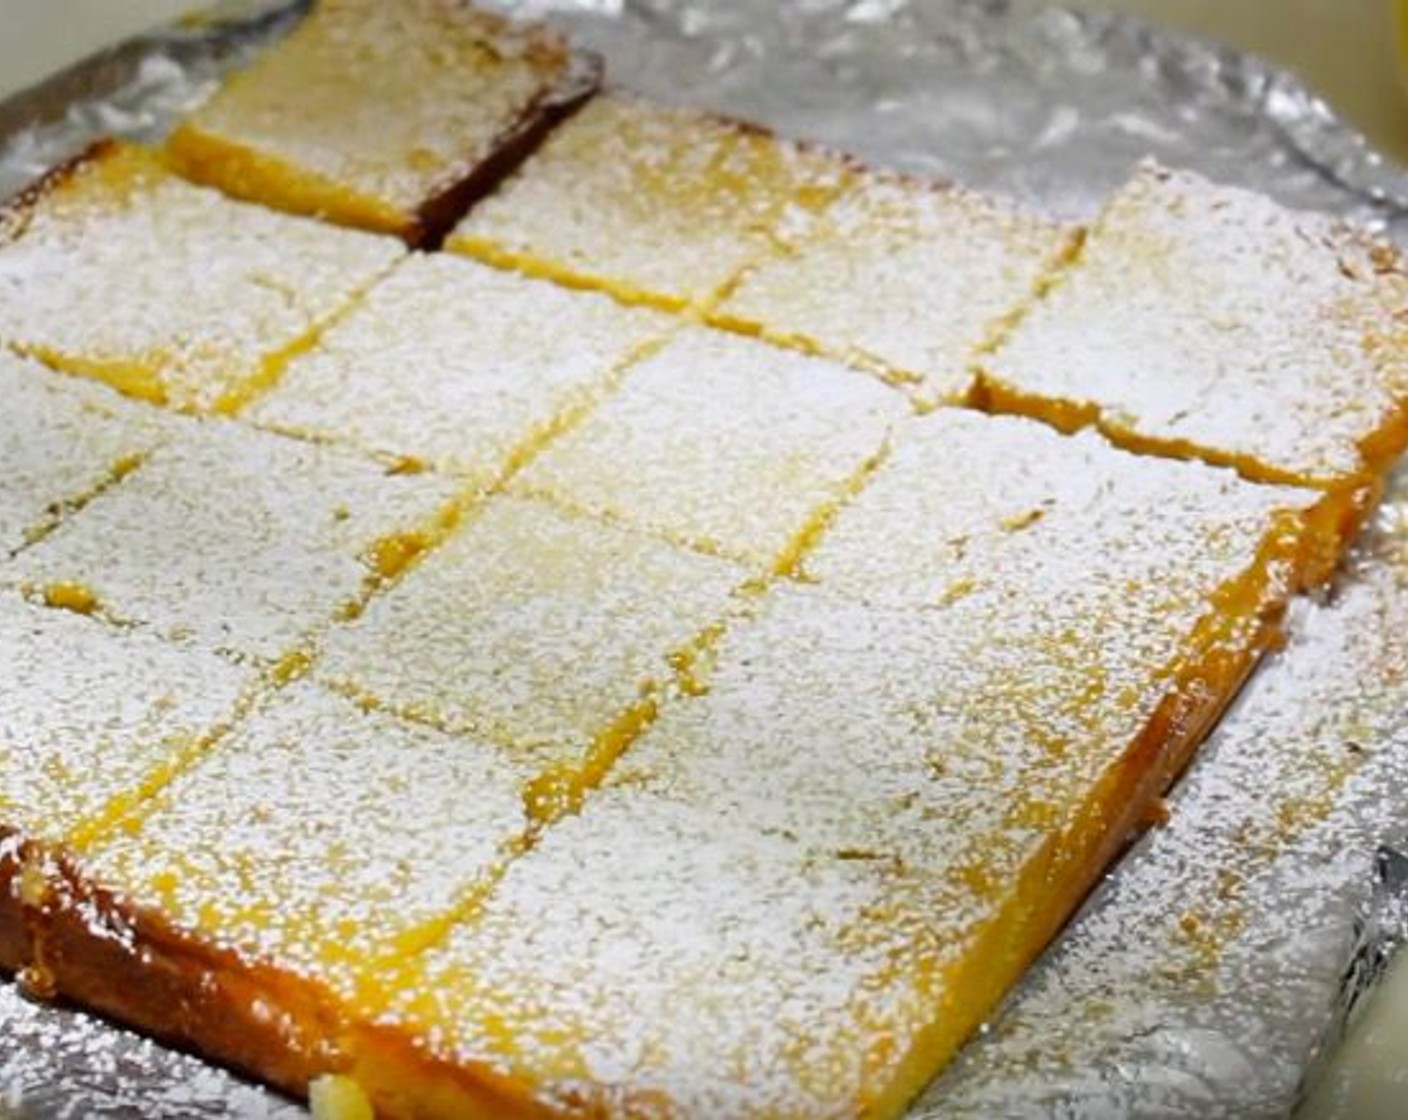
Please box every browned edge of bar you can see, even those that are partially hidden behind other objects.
[413,49,603,251]
[24,848,353,1101]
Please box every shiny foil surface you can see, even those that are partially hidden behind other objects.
[2,1,1408,1116]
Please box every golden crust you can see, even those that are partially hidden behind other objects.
[981,162,1408,490]
[30,853,348,1097]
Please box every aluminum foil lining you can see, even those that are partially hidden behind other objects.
[3,1,1408,1117]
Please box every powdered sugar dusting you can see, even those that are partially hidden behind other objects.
[987,162,1408,486]
[9,418,457,662]
[0,3,1405,1114]
[0,590,252,843]
[380,411,1315,1118]
[927,470,1408,1119]
[79,680,536,1004]
[719,170,1071,402]
[248,252,672,480]
[317,494,744,758]
[180,0,576,221]
[449,92,849,308]
[0,351,170,556]
[807,408,1317,614]
[513,326,905,568]
[0,143,402,412]
[395,786,958,1119]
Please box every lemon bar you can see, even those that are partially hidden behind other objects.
[10,420,457,662]
[0,351,168,556]
[715,170,1072,403]
[447,92,849,311]
[248,253,671,481]
[513,327,904,568]
[33,680,535,1095]
[983,162,1408,489]
[317,495,743,810]
[0,141,402,413]
[804,408,1352,609]
[168,0,593,245]
[0,591,251,971]
[348,407,1328,1120]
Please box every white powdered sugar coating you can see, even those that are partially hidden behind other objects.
[381,411,1314,1118]
[987,161,1408,485]
[720,170,1070,402]
[0,591,251,842]
[0,144,403,412]
[807,407,1318,615]
[928,494,1408,1119]
[182,0,572,220]
[79,680,535,997]
[248,253,672,480]
[317,494,744,758]
[10,419,457,662]
[0,351,169,555]
[514,326,905,567]
[449,92,848,307]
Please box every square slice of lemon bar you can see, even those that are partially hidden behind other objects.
[42,680,536,1095]
[316,494,744,813]
[983,161,1408,490]
[8,420,457,663]
[0,141,402,414]
[0,351,169,556]
[513,327,904,569]
[248,253,672,481]
[715,169,1072,404]
[447,92,849,311]
[803,408,1349,609]
[0,591,252,971]
[168,0,594,245]
[345,414,1331,1118]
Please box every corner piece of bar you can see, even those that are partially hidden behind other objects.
[0,589,253,972]
[982,160,1408,492]
[0,140,403,413]
[248,252,672,483]
[447,91,851,311]
[47,680,538,1097]
[167,0,600,245]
